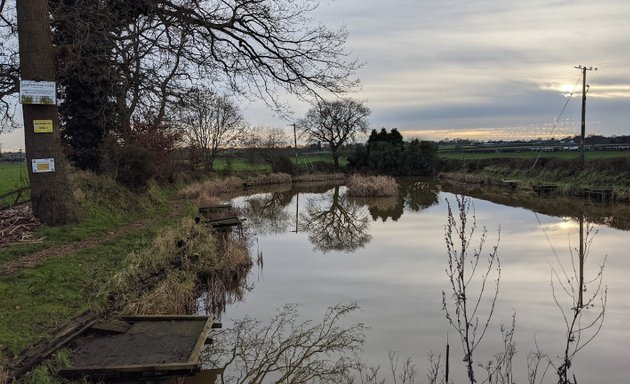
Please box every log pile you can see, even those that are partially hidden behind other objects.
[0,206,41,246]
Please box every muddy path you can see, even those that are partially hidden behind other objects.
[0,199,187,275]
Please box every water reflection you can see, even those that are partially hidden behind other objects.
[440,180,630,231]
[301,185,372,253]
[240,179,440,253]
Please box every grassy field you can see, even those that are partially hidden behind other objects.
[211,152,345,171]
[439,150,630,160]
[0,162,28,196]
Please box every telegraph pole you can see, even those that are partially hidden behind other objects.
[575,65,597,166]
[292,123,298,166]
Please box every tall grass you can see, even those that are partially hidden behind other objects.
[347,175,399,197]
[107,217,252,314]
[179,174,292,207]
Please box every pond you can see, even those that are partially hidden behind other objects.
[211,179,630,383]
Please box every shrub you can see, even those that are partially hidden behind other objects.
[271,155,295,174]
[347,174,399,197]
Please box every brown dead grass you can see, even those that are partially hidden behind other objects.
[0,357,9,384]
[178,177,244,206]
[347,175,399,197]
[108,217,253,315]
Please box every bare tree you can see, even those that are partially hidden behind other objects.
[244,126,289,167]
[180,88,246,170]
[0,0,18,133]
[442,195,501,384]
[6,0,361,165]
[298,98,370,168]
[205,303,366,384]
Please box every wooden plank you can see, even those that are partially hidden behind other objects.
[60,362,200,375]
[12,310,98,377]
[90,320,131,334]
[188,316,215,364]
[121,315,210,322]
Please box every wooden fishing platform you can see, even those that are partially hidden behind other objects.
[579,186,615,202]
[198,204,233,218]
[532,183,558,195]
[60,315,219,382]
[203,216,243,233]
[502,179,520,191]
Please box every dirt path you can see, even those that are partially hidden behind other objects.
[0,199,187,275]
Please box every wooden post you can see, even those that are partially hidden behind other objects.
[16,0,78,225]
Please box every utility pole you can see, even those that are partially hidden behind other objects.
[16,0,78,224]
[292,123,298,166]
[575,65,597,166]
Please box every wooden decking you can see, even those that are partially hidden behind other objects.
[579,186,615,202]
[60,315,218,381]
[532,183,559,195]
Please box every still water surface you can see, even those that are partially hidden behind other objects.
[218,180,630,383]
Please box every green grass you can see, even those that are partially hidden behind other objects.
[212,153,346,172]
[0,225,161,354]
[0,173,176,265]
[0,162,28,198]
[0,173,186,355]
[439,150,630,161]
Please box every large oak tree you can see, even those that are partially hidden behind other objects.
[298,98,370,168]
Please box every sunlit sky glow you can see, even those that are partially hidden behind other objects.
[2,0,630,150]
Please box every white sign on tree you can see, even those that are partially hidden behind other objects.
[20,80,57,105]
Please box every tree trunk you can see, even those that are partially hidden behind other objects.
[331,146,340,169]
[17,0,78,225]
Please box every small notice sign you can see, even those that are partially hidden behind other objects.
[32,158,56,173]
[33,120,54,133]
[20,80,57,105]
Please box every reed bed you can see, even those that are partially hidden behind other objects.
[346,175,399,197]
[179,173,292,207]
[178,177,244,206]
[106,217,252,314]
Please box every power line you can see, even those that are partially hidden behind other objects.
[531,74,582,170]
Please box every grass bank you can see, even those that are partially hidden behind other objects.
[0,171,180,355]
[0,169,256,382]
[439,157,630,200]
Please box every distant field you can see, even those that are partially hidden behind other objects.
[439,151,630,161]
[212,152,345,171]
[0,162,28,196]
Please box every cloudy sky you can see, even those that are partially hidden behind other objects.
[2,0,630,150]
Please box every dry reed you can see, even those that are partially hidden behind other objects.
[178,177,244,206]
[347,174,399,197]
[107,217,254,315]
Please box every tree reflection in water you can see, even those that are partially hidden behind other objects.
[350,180,439,222]
[241,188,294,235]
[300,185,371,253]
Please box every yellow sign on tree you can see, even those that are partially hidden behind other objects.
[33,119,54,133]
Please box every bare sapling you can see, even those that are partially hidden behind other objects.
[442,195,501,384]
[550,220,607,384]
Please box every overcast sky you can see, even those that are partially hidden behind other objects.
[2,0,630,151]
